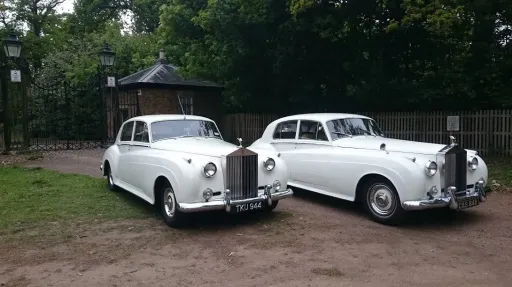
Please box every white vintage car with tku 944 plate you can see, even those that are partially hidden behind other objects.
[249,113,488,225]
[100,114,293,227]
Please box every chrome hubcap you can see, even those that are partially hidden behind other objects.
[163,188,175,217]
[369,184,396,216]
[108,172,114,186]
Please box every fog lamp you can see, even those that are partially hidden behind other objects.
[203,188,213,201]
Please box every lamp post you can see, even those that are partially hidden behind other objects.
[99,42,116,67]
[1,29,22,151]
[98,42,116,146]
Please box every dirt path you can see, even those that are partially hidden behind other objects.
[1,150,512,286]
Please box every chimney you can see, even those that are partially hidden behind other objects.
[155,48,168,65]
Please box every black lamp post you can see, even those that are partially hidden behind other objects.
[98,42,116,147]
[1,29,22,152]
[99,42,116,67]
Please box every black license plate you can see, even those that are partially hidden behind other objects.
[234,201,263,213]
[457,198,479,209]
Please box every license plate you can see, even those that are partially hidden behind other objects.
[458,198,479,209]
[234,201,263,213]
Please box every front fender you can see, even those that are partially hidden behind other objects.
[102,146,119,176]
[143,153,197,204]
[351,155,427,203]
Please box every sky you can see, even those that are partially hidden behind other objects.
[57,0,74,13]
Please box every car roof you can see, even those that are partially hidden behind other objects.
[259,113,373,141]
[127,114,213,124]
[275,113,371,122]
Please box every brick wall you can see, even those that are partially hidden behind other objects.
[139,88,180,115]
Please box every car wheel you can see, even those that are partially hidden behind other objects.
[160,182,186,228]
[106,166,118,191]
[363,179,406,225]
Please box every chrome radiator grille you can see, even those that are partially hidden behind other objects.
[225,148,258,200]
[444,145,467,197]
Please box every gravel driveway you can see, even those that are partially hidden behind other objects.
[1,149,511,287]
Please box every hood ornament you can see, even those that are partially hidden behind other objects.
[237,137,243,148]
[449,135,457,146]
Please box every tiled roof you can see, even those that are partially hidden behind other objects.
[118,59,223,89]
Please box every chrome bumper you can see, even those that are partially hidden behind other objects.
[178,187,294,213]
[402,180,486,211]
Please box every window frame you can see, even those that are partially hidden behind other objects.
[118,120,135,144]
[132,120,151,146]
[297,120,330,142]
[272,120,299,140]
[149,119,224,143]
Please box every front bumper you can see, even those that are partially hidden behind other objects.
[178,187,294,213]
[402,180,486,211]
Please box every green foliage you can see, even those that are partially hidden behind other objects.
[1,0,511,115]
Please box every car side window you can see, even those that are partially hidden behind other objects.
[298,120,328,141]
[120,121,134,142]
[273,121,298,139]
[133,121,149,143]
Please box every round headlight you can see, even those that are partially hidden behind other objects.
[424,160,437,176]
[203,162,217,178]
[273,180,281,191]
[263,158,275,171]
[468,157,478,171]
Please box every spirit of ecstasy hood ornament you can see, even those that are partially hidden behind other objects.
[449,135,457,146]
[237,137,243,148]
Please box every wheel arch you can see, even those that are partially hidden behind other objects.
[153,175,172,207]
[355,173,398,203]
[102,159,111,176]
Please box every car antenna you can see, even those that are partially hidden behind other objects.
[177,94,186,119]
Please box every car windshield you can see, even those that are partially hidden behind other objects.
[151,120,222,142]
[327,118,384,140]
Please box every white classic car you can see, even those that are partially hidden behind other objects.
[249,113,488,225]
[100,114,293,227]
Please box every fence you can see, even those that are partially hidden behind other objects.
[221,110,512,156]
[221,114,281,145]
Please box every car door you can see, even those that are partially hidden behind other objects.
[116,121,135,184]
[291,120,333,193]
[126,121,151,195]
[269,120,298,153]
[268,120,298,178]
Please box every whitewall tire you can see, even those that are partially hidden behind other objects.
[363,179,406,225]
[160,181,186,228]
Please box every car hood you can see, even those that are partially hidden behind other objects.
[331,136,459,155]
[151,138,245,157]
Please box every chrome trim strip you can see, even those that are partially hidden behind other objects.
[402,181,486,211]
[178,188,294,213]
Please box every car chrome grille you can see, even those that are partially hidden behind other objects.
[226,148,258,201]
[444,145,467,198]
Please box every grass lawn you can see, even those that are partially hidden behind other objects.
[486,157,512,191]
[0,166,155,236]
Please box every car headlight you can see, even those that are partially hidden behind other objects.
[263,158,275,171]
[424,160,437,176]
[468,157,478,171]
[203,162,217,178]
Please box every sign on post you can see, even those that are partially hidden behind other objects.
[107,76,116,87]
[10,70,21,82]
[446,116,460,131]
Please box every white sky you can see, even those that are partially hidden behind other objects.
[57,0,74,13]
